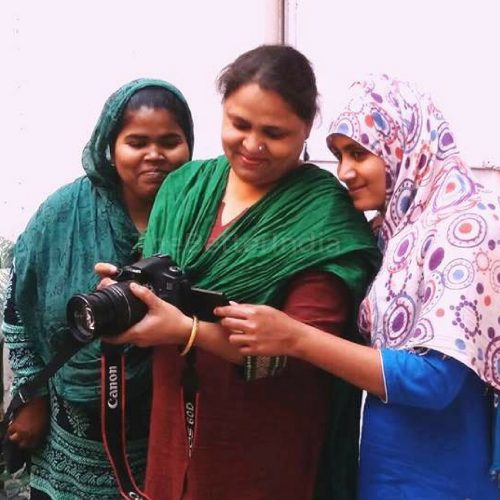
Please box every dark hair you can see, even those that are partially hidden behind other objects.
[217,45,318,124]
[111,86,193,152]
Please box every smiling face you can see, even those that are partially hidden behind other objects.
[113,106,190,206]
[221,83,311,190]
[328,134,386,212]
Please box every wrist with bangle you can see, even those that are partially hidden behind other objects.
[180,315,199,356]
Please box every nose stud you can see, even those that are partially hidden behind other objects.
[258,144,266,153]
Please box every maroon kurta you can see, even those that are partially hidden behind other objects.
[145,209,351,500]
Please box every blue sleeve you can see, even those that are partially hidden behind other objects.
[380,348,468,410]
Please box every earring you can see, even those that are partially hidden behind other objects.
[105,145,116,166]
[303,141,310,162]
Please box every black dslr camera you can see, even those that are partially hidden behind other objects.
[66,255,228,343]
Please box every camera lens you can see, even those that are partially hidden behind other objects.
[67,281,148,343]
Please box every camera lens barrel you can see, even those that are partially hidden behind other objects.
[67,281,148,343]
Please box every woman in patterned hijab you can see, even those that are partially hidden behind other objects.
[216,74,500,498]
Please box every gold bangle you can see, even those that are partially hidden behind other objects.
[180,316,199,356]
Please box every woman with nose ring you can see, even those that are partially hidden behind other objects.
[216,74,500,498]
[97,45,379,499]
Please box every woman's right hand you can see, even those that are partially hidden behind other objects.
[7,395,49,449]
[214,303,301,357]
[101,282,193,348]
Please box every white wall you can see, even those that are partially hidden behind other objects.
[1,0,272,240]
[2,0,499,240]
[290,0,500,170]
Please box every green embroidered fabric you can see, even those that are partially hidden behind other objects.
[3,78,193,498]
[12,78,193,403]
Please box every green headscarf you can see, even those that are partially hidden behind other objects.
[13,78,194,403]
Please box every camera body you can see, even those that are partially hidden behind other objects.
[115,253,190,306]
[67,255,228,343]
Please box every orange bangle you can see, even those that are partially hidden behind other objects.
[180,316,199,356]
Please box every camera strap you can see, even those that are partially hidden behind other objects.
[100,346,199,500]
[3,336,83,423]
[0,335,84,474]
[101,344,151,500]
[4,335,151,496]
[181,349,199,458]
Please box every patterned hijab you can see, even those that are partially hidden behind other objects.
[328,74,500,391]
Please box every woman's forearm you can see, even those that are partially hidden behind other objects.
[194,321,244,365]
[290,321,386,399]
[217,302,386,396]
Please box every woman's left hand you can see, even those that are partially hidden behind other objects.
[7,395,49,449]
[214,303,299,357]
[103,282,192,348]
[94,262,119,289]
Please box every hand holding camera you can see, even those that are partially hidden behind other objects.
[67,255,230,347]
[0,256,229,474]
[99,280,193,348]
[94,262,192,347]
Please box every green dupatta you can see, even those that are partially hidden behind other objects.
[13,79,194,403]
[144,156,378,303]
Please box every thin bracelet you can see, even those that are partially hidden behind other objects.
[180,316,199,356]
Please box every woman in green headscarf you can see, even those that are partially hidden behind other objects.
[2,78,194,499]
[100,46,379,500]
